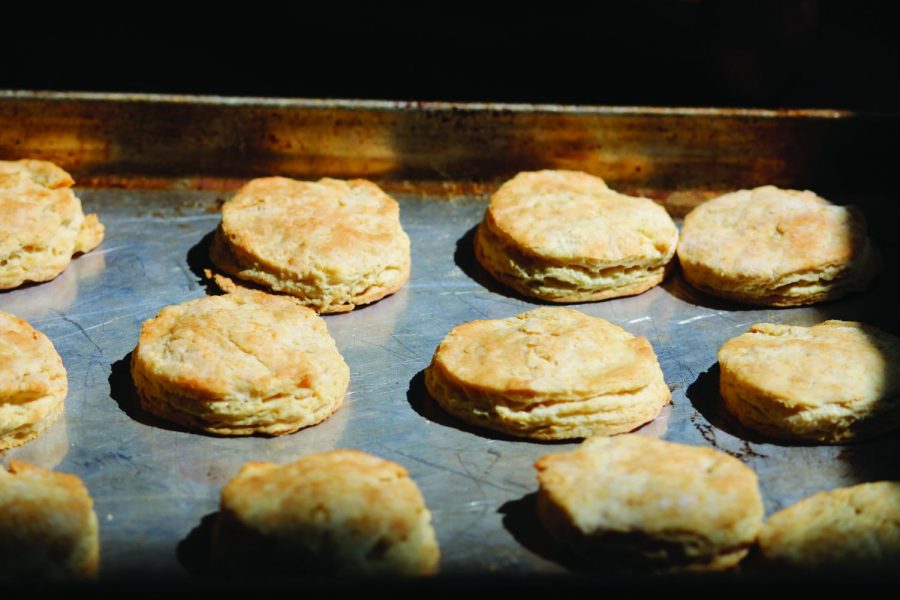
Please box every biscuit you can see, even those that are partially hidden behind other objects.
[535,435,764,572]
[0,460,99,579]
[473,170,678,302]
[0,310,67,451]
[677,186,878,306]
[718,321,900,443]
[424,307,670,440]
[0,159,104,290]
[131,286,349,436]
[210,176,410,314]
[758,481,900,575]
[212,450,440,576]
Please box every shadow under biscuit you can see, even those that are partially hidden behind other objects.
[659,269,760,312]
[176,511,218,577]
[685,364,796,447]
[185,230,222,296]
[453,224,555,306]
[107,352,195,435]
[498,493,577,571]
[405,370,572,444]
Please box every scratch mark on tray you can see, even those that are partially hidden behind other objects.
[383,446,527,494]
[677,314,712,325]
[628,316,651,324]
[53,311,104,357]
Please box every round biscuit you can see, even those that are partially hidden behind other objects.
[212,449,440,576]
[425,307,670,440]
[677,186,878,306]
[0,310,67,451]
[210,176,410,314]
[474,170,678,302]
[758,481,900,574]
[0,461,99,579]
[0,159,105,290]
[131,288,349,436]
[718,320,900,443]
[535,435,764,572]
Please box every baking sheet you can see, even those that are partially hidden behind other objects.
[1,184,898,579]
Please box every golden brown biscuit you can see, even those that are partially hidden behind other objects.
[718,321,900,443]
[0,460,99,579]
[212,450,440,576]
[131,286,349,436]
[474,170,678,302]
[425,307,670,440]
[758,481,900,575]
[0,310,67,451]
[0,159,104,290]
[535,435,764,572]
[677,186,878,306]
[210,176,410,314]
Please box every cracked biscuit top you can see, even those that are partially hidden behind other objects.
[131,287,349,435]
[484,170,678,268]
[211,177,410,313]
[677,186,878,306]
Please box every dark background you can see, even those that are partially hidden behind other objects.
[2,1,899,109]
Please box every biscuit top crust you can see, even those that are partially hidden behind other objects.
[433,307,661,403]
[0,160,75,189]
[535,435,763,545]
[485,170,678,266]
[677,186,870,279]
[220,177,408,277]
[0,310,66,406]
[759,481,900,568]
[718,321,900,411]
[134,289,345,403]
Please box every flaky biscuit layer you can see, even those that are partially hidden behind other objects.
[212,450,440,576]
[0,159,104,290]
[759,481,900,574]
[425,307,670,440]
[0,310,67,451]
[535,435,764,572]
[131,288,349,436]
[211,177,410,313]
[718,321,900,443]
[0,461,99,579]
[474,170,678,302]
[677,186,878,306]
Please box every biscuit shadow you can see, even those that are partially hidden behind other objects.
[176,511,218,577]
[453,225,554,305]
[660,268,758,312]
[108,352,195,434]
[685,364,799,447]
[498,493,578,571]
[185,230,221,295]
[406,370,571,444]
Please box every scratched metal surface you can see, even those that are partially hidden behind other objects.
[1,187,898,579]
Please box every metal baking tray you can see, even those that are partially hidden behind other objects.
[0,92,898,580]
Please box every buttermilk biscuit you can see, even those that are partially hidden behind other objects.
[758,481,900,575]
[210,176,410,314]
[424,307,670,440]
[535,435,764,572]
[0,461,99,579]
[718,321,900,443]
[0,159,104,290]
[0,310,66,451]
[474,170,678,302]
[131,287,349,436]
[212,450,440,576]
[677,186,878,306]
